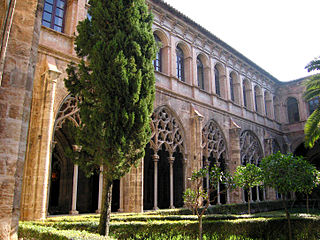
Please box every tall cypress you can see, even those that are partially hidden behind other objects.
[65,0,156,236]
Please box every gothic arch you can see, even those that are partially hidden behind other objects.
[144,105,186,210]
[149,105,186,157]
[202,119,228,204]
[240,130,263,165]
[240,130,264,202]
[54,95,80,131]
[202,119,227,161]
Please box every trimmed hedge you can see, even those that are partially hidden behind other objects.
[19,215,320,240]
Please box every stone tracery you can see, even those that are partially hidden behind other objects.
[240,130,263,165]
[54,95,81,130]
[202,119,228,204]
[150,107,185,156]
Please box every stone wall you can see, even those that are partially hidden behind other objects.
[0,0,43,239]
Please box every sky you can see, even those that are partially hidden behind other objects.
[163,0,320,82]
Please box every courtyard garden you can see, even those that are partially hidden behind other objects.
[19,201,320,240]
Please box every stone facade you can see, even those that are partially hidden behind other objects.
[0,0,316,239]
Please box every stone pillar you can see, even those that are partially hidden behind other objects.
[168,156,175,209]
[122,161,144,213]
[217,182,221,205]
[69,164,79,215]
[228,118,242,203]
[0,0,43,238]
[96,165,103,213]
[153,154,159,210]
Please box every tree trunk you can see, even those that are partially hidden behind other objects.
[198,216,203,240]
[248,188,251,215]
[306,194,309,214]
[98,174,113,236]
[282,198,292,240]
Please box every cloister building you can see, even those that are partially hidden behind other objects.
[0,0,319,239]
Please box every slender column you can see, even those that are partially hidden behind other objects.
[205,159,210,204]
[153,154,159,210]
[263,188,266,201]
[70,164,79,215]
[96,165,103,213]
[250,188,253,203]
[168,156,175,209]
[242,189,246,203]
[227,189,230,204]
[256,186,260,202]
[217,182,221,205]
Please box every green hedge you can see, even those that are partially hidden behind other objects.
[206,200,292,215]
[20,216,320,240]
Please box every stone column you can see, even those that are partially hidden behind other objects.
[168,156,175,209]
[69,164,79,215]
[217,182,221,205]
[256,187,260,202]
[0,1,43,239]
[153,154,159,210]
[96,165,103,213]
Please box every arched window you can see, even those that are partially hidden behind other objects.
[254,87,258,112]
[230,73,235,101]
[287,97,300,123]
[176,46,184,81]
[153,34,162,72]
[197,57,204,90]
[308,97,319,115]
[243,81,247,107]
[42,0,67,33]
[215,66,220,96]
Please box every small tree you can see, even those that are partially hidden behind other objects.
[260,152,319,240]
[65,0,156,237]
[183,164,234,240]
[233,163,263,215]
[294,157,320,214]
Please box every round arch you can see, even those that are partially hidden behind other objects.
[214,62,227,99]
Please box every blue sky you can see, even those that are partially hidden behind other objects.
[164,0,320,82]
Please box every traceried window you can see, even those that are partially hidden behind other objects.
[215,66,220,96]
[230,73,235,101]
[153,34,162,72]
[197,57,204,90]
[176,46,184,81]
[42,0,66,33]
[308,97,319,115]
[287,97,300,123]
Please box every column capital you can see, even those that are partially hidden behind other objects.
[168,156,175,164]
[152,154,159,162]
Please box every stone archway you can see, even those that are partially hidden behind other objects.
[240,130,264,202]
[143,106,186,210]
[49,95,119,215]
[202,119,228,204]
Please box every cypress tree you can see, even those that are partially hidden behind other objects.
[65,0,156,236]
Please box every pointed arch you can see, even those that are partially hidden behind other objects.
[240,130,263,166]
[202,119,228,204]
[150,106,186,157]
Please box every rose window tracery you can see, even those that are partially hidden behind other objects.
[240,130,262,165]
